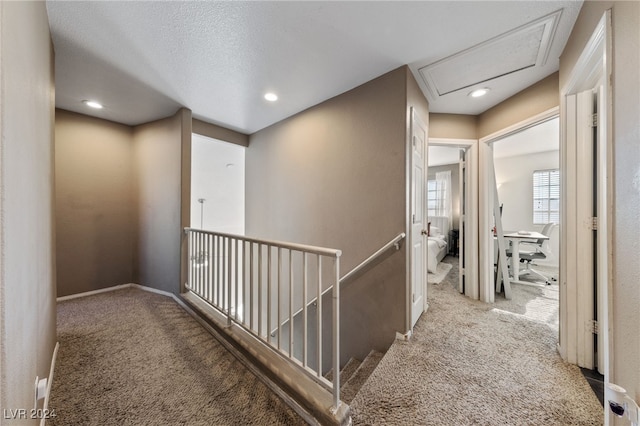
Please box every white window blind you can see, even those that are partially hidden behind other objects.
[533,169,560,224]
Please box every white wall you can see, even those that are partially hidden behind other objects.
[494,150,559,231]
[494,150,559,262]
[191,134,245,235]
[0,2,57,422]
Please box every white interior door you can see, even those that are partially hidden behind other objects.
[559,12,610,387]
[410,108,427,328]
[564,90,597,370]
[577,89,595,370]
[595,84,606,375]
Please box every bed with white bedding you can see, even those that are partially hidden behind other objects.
[427,216,450,273]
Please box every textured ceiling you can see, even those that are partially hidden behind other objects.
[46,1,582,134]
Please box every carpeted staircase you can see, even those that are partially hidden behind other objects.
[326,350,385,405]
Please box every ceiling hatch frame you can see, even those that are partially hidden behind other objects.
[419,9,562,100]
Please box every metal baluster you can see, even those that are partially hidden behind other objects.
[317,255,322,377]
[235,239,239,322]
[227,237,232,325]
[205,233,210,302]
[250,242,254,330]
[303,252,308,367]
[332,257,340,410]
[209,234,214,303]
[289,249,294,357]
[267,246,272,341]
[258,244,262,337]
[188,231,193,291]
[218,235,222,309]
[198,232,203,297]
[277,247,282,350]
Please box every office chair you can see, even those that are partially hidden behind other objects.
[506,223,557,285]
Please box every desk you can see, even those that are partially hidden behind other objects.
[503,231,549,285]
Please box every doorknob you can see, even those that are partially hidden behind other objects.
[421,229,428,236]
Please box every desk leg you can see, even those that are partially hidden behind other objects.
[511,240,520,279]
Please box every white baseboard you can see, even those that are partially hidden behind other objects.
[40,342,59,426]
[56,283,178,303]
[396,330,412,341]
[129,283,175,298]
[56,284,133,302]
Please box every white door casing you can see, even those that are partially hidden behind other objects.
[458,149,465,294]
[478,108,558,303]
[560,12,611,397]
[410,108,427,329]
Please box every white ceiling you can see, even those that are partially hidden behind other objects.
[46,1,582,134]
[492,116,559,158]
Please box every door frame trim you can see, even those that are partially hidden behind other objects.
[559,12,612,421]
[478,107,559,303]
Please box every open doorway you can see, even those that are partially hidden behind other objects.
[426,139,479,301]
[489,116,560,330]
[426,145,461,289]
[190,133,245,234]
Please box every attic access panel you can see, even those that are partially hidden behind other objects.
[419,10,562,98]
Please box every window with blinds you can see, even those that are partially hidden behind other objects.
[427,179,447,217]
[533,169,560,224]
[427,180,439,217]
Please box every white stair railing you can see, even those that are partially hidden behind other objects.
[184,228,342,410]
[270,232,406,337]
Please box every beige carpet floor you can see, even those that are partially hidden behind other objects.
[48,288,303,426]
[350,257,602,425]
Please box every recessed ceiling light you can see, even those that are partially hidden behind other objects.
[469,88,490,98]
[83,100,104,109]
[264,93,278,102]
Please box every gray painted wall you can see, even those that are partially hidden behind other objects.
[133,110,189,294]
[0,2,57,421]
[246,66,428,365]
[55,110,135,297]
[54,109,190,297]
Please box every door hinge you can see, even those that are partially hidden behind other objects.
[591,113,598,127]
[589,320,599,335]
[590,217,598,230]
[412,293,416,303]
